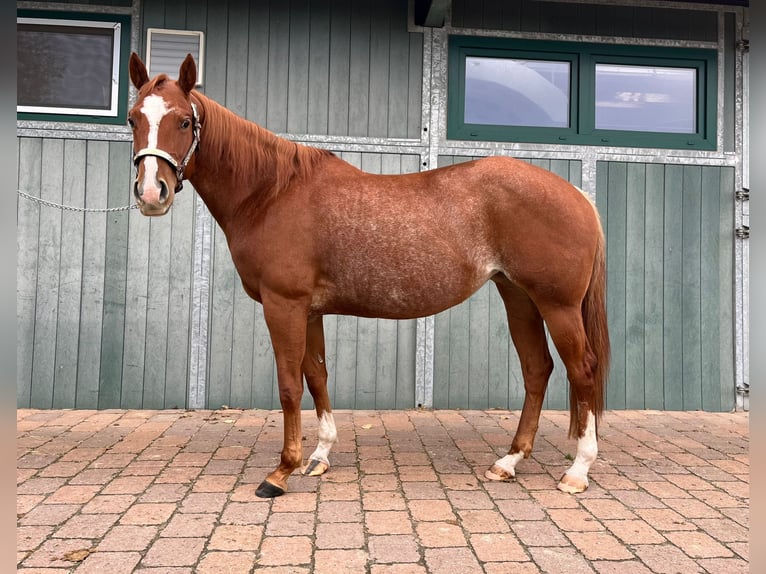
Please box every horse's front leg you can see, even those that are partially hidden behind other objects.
[255,295,309,498]
[302,315,337,477]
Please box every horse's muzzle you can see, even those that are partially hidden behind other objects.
[134,177,172,216]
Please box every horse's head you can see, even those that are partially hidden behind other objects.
[128,52,200,216]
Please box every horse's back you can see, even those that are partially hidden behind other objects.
[300,154,600,318]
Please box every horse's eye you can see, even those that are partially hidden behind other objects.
[127,117,135,129]
[181,119,191,129]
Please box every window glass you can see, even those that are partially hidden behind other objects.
[464,57,570,128]
[17,17,122,117]
[595,64,697,133]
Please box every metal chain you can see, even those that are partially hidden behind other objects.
[17,190,138,213]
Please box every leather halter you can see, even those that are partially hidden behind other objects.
[133,102,201,194]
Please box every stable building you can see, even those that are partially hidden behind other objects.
[17,0,749,413]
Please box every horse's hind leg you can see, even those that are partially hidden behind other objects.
[301,316,337,477]
[486,280,554,482]
[542,306,599,493]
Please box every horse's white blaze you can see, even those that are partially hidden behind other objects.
[139,94,172,201]
[309,411,337,464]
[565,410,598,484]
[492,451,525,477]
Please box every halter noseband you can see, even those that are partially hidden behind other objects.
[133,102,201,194]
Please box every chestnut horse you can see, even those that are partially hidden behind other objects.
[128,53,610,498]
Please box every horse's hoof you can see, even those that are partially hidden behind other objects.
[557,473,588,494]
[302,459,329,477]
[255,480,286,498]
[484,464,514,482]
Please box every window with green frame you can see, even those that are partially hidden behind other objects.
[448,36,717,150]
[17,10,131,125]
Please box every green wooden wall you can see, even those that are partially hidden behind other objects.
[430,158,735,411]
[142,0,423,139]
[17,137,196,409]
[597,162,735,411]
[16,0,742,412]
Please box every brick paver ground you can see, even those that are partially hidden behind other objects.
[17,408,749,573]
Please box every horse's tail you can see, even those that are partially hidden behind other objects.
[569,224,610,439]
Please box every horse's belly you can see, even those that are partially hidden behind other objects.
[314,257,495,319]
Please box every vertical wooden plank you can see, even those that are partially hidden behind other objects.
[624,163,646,408]
[432,309,450,409]
[388,0,409,138]
[267,0,289,132]
[663,165,684,410]
[164,192,195,408]
[252,304,277,408]
[348,0,371,136]
[52,140,86,408]
[468,285,490,409]
[226,0,250,116]
[17,138,42,408]
[246,0,270,124]
[367,1,390,137]
[30,139,64,408]
[681,166,703,410]
[164,0,186,28]
[323,313,338,406]
[307,0,331,134]
[99,142,131,408]
[76,141,108,409]
[462,0,483,28]
[141,209,175,408]
[487,285,510,409]
[500,0,522,31]
[374,318,399,409]
[549,159,570,182]
[287,0,311,133]
[482,0,503,29]
[448,302,470,408]
[643,164,665,409]
[699,166,721,411]
[334,316,358,408]
[605,162,627,410]
[717,168,735,410]
[121,170,150,409]
[407,31,424,139]
[328,0,351,135]
[395,319,417,408]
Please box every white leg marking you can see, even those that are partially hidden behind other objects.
[493,452,524,477]
[309,412,337,465]
[559,411,597,492]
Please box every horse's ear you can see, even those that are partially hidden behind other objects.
[129,52,149,89]
[177,54,197,94]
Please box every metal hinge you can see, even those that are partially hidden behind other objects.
[735,187,749,201]
[737,39,749,53]
[735,225,749,239]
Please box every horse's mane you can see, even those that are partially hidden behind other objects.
[190,89,332,203]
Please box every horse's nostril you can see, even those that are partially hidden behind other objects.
[133,180,142,201]
[159,180,169,203]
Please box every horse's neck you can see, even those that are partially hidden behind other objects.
[188,95,287,223]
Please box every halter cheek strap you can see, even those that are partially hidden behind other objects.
[133,102,201,194]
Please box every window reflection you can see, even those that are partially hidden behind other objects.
[464,57,570,128]
[595,64,696,133]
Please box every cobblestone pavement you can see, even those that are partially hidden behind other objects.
[17,408,748,573]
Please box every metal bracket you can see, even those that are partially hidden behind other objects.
[735,226,749,239]
[737,39,750,53]
[735,187,749,201]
